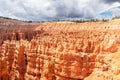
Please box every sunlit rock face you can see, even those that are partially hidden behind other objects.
[1,19,120,80]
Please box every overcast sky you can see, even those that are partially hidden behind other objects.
[0,0,120,21]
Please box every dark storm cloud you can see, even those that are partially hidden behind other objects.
[102,0,120,4]
[48,0,85,19]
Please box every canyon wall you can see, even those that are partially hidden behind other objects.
[1,19,120,80]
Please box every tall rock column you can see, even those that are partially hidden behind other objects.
[17,45,27,80]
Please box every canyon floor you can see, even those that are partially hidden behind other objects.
[0,18,120,80]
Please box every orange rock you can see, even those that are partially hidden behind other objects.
[1,19,120,80]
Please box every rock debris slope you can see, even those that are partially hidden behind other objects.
[1,19,120,80]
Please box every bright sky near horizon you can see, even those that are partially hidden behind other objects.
[0,0,120,21]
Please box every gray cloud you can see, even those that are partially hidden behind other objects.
[0,0,119,21]
[102,0,120,4]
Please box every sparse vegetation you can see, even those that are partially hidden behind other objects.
[112,16,120,20]
[71,19,109,23]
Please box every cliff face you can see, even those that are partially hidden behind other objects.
[0,17,40,46]
[1,19,120,80]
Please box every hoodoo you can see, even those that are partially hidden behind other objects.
[1,18,120,80]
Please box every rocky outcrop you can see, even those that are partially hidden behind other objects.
[1,28,120,80]
[1,19,120,80]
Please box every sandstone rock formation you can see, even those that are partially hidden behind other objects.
[1,18,120,80]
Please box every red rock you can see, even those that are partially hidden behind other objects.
[1,19,120,80]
